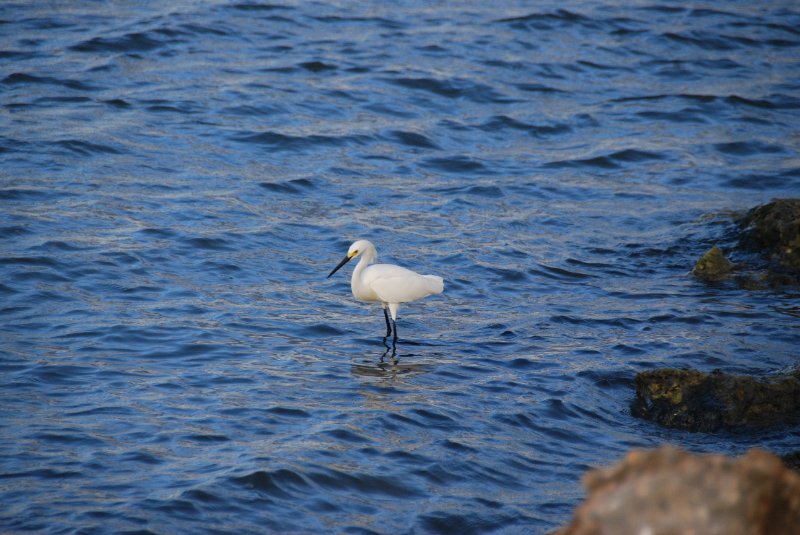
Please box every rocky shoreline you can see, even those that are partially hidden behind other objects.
[557,199,800,534]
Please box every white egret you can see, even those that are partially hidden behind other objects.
[327,240,444,341]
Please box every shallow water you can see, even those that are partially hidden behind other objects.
[2,1,800,533]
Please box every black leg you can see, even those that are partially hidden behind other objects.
[392,319,398,342]
[383,308,392,337]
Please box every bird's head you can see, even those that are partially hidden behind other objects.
[327,240,376,278]
[348,240,375,258]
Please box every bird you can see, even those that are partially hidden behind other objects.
[327,240,444,342]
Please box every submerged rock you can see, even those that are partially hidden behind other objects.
[631,368,800,432]
[556,446,800,535]
[739,198,800,273]
[692,245,733,281]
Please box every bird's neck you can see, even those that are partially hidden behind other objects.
[351,253,374,283]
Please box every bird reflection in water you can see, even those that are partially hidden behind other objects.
[381,336,397,361]
[350,343,431,381]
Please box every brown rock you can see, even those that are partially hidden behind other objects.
[739,198,800,273]
[631,368,800,432]
[557,446,800,535]
[692,246,733,281]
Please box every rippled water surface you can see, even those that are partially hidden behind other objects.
[2,1,800,533]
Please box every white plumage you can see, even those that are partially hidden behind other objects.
[327,239,444,340]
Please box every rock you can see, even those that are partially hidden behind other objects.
[739,198,800,273]
[692,246,733,281]
[556,446,800,535]
[630,368,800,432]
[690,199,800,288]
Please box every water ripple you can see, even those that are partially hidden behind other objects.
[70,32,169,53]
[2,72,101,91]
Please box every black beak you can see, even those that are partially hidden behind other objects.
[327,254,353,278]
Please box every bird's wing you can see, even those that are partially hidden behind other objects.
[365,264,443,303]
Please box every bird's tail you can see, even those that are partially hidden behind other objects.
[425,275,444,295]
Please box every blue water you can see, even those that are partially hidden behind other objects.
[2,1,800,533]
